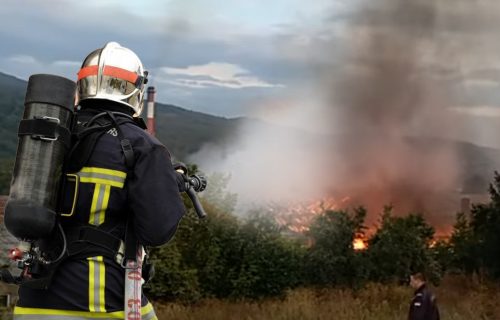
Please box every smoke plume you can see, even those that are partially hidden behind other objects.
[320,0,462,225]
[191,0,500,227]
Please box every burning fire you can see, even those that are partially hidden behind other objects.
[273,196,350,233]
[271,196,453,252]
[353,237,367,251]
[272,197,372,251]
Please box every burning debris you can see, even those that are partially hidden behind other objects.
[271,197,350,233]
[271,197,372,250]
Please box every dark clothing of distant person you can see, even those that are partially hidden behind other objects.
[408,284,440,320]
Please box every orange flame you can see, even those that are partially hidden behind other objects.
[353,237,367,251]
[272,196,452,250]
[273,196,350,233]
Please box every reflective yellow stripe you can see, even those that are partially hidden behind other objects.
[89,184,101,226]
[81,167,127,178]
[141,303,153,314]
[14,303,156,319]
[100,185,111,225]
[81,167,126,226]
[88,257,95,312]
[88,256,106,313]
[99,257,106,312]
[79,177,124,188]
[14,307,122,318]
[79,167,127,188]
[140,303,157,320]
[88,184,111,226]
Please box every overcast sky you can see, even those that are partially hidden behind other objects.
[3,0,500,148]
[0,0,337,116]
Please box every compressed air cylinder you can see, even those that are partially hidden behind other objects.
[5,74,75,240]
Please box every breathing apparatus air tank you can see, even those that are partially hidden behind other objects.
[5,74,75,241]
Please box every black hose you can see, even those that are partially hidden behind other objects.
[47,223,67,264]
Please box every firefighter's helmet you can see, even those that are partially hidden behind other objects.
[77,42,148,116]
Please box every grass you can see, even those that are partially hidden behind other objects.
[153,276,500,320]
[1,276,498,319]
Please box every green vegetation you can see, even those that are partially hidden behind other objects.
[146,180,304,302]
[144,171,500,307]
[0,159,14,195]
[367,208,441,284]
[0,73,26,159]
[447,171,500,279]
[304,207,368,288]
[153,279,500,320]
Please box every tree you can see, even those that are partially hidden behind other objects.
[304,207,369,288]
[229,212,304,299]
[0,158,14,195]
[146,174,303,301]
[463,171,500,278]
[146,240,201,302]
[448,212,476,275]
[367,207,440,284]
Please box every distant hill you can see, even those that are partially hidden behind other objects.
[0,71,499,194]
[0,73,27,158]
[0,72,240,160]
[154,103,242,160]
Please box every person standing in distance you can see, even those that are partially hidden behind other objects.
[408,272,440,320]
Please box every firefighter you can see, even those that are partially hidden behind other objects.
[408,272,440,320]
[12,42,186,319]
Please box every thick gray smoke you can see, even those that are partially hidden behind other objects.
[321,0,462,225]
[191,0,500,227]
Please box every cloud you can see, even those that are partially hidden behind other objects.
[451,106,500,118]
[4,0,500,133]
[8,55,37,64]
[0,0,344,111]
[2,56,81,81]
[52,60,81,68]
[161,62,284,89]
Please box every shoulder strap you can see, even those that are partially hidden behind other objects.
[65,111,138,172]
[63,111,141,263]
[105,111,135,170]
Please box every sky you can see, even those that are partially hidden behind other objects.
[4,0,500,220]
[0,0,337,117]
[3,0,500,149]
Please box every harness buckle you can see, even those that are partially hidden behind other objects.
[36,116,60,141]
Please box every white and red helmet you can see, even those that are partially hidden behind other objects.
[76,42,148,116]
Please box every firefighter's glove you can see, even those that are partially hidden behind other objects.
[175,171,190,193]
